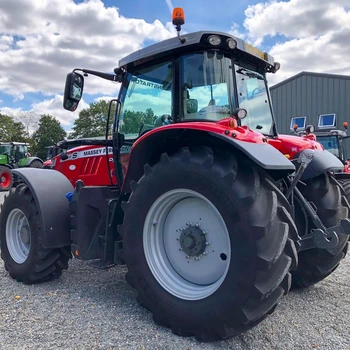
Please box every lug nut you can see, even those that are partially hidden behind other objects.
[203,231,207,235]
[203,251,208,255]
[195,223,200,227]
[186,255,190,259]
[179,248,182,251]
[195,256,201,261]
[176,237,180,241]
[205,241,211,246]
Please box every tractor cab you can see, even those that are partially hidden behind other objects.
[292,121,350,171]
[61,9,282,188]
[0,142,29,165]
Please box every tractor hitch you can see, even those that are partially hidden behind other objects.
[298,218,350,251]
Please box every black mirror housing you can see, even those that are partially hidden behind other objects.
[63,72,84,111]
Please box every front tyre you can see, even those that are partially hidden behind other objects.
[0,184,71,284]
[119,146,298,341]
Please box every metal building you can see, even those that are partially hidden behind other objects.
[270,71,350,133]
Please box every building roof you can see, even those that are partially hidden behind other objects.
[270,71,350,90]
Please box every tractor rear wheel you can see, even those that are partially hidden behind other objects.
[119,146,298,341]
[0,184,71,284]
[292,173,349,288]
[0,166,13,191]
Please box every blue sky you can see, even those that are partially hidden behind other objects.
[0,0,349,132]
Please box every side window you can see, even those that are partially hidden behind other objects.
[181,52,233,121]
[119,61,173,139]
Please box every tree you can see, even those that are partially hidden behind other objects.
[0,113,28,142]
[70,100,114,139]
[120,108,158,134]
[31,115,66,159]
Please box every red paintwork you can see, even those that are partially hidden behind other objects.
[50,145,119,187]
[0,169,11,189]
[267,134,324,159]
[49,118,330,188]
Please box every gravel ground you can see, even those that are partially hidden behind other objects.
[0,191,349,350]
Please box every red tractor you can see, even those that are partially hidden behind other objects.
[42,138,119,187]
[1,8,349,341]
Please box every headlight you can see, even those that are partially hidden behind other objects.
[208,35,222,46]
[226,38,237,49]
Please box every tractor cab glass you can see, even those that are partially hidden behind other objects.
[0,145,12,155]
[316,135,340,158]
[180,51,274,135]
[236,68,273,135]
[119,61,173,139]
[182,52,233,121]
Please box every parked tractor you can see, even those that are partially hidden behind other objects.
[1,8,349,341]
[293,123,350,195]
[0,141,43,191]
[42,137,117,187]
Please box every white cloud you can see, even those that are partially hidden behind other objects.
[2,95,89,129]
[242,0,350,85]
[0,0,175,126]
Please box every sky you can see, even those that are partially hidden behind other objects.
[0,0,349,132]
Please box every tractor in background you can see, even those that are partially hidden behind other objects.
[1,7,349,341]
[42,137,118,187]
[0,142,43,191]
[293,122,350,196]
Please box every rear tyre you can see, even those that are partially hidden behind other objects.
[119,146,298,341]
[28,160,43,168]
[0,184,71,284]
[292,173,349,288]
[0,166,13,191]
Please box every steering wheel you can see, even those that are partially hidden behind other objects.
[251,87,261,96]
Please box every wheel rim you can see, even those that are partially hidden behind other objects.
[6,209,31,264]
[0,172,11,189]
[143,189,231,301]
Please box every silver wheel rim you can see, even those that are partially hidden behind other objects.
[143,189,231,300]
[6,208,31,264]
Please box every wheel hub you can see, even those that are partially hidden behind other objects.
[180,226,206,256]
[20,226,30,245]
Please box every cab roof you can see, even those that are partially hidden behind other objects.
[119,30,276,71]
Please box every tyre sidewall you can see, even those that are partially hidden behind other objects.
[124,160,257,326]
[0,188,41,277]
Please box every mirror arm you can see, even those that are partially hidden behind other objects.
[73,68,121,82]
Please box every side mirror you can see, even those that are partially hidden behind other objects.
[63,72,84,111]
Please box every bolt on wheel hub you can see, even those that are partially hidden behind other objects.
[180,225,207,256]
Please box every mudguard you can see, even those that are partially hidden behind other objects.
[210,133,296,171]
[122,128,296,193]
[12,168,74,248]
[297,150,344,181]
[22,157,43,167]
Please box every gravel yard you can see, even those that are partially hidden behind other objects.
[0,191,349,350]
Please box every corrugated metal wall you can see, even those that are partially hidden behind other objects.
[270,72,350,157]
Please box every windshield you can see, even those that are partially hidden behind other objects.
[119,60,173,139]
[236,67,273,135]
[0,145,12,154]
[316,135,340,157]
[181,52,234,121]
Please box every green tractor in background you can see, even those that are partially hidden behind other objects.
[0,142,43,191]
